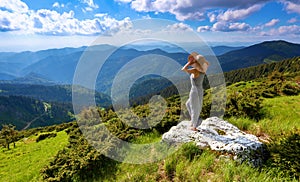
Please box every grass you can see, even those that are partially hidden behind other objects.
[258,95,300,136]
[0,130,68,182]
[111,143,297,182]
[110,94,300,182]
[228,94,300,137]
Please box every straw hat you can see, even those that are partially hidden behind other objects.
[188,52,209,73]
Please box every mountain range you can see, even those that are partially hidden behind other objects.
[0,40,299,95]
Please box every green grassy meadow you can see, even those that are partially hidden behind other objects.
[0,131,68,182]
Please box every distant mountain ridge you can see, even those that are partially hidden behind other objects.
[211,46,245,56]
[0,40,299,93]
[218,40,300,71]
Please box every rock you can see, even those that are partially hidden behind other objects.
[162,117,267,167]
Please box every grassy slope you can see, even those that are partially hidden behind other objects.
[110,93,299,182]
[0,131,68,182]
[0,81,298,181]
[229,95,300,137]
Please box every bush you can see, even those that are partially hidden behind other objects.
[281,82,300,96]
[36,133,57,142]
[267,130,300,179]
[225,91,263,120]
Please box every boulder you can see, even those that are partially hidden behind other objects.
[162,117,267,167]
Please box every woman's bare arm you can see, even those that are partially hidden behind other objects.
[181,62,192,73]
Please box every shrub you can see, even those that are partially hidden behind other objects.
[281,82,300,96]
[225,91,263,120]
[267,130,300,179]
[36,133,57,142]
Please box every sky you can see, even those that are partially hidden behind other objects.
[0,0,300,51]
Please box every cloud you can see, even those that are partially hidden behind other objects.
[197,25,211,32]
[265,19,280,27]
[212,21,251,32]
[0,0,29,13]
[115,0,133,3]
[287,17,298,23]
[277,25,300,35]
[263,25,300,36]
[164,22,193,32]
[82,0,98,9]
[81,0,99,12]
[282,1,300,14]
[0,0,132,36]
[209,4,263,22]
[120,0,269,21]
[52,2,65,8]
[0,1,28,32]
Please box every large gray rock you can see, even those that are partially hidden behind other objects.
[162,117,267,167]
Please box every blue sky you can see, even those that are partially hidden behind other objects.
[0,0,300,51]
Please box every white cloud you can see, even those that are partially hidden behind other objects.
[208,12,217,22]
[0,8,28,31]
[282,1,300,14]
[287,17,298,23]
[0,0,29,13]
[95,13,108,18]
[131,0,154,12]
[115,0,133,3]
[264,25,300,36]
[52,2,64,8]
[164,22,193,32]
[277,25,300,35]
[209,4,263,22]
[197,25,211,32]
[0,0,132,36]
[53,2,59,8]
[82,0,98,9]
[121,0,269,21]
[212,21,251,32]
[142,14,152,19]
[265,19,280,27]
[81,0,99,12]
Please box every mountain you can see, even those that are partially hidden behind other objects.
[0,73,16,80]
[1,40,299,95]
[95,48,188,94]
[211,46,244,56]
[0,47,87,76]
[218,40,300,71]
[7,72,56,85]
[0,95,73,130]
[0,83,112,107]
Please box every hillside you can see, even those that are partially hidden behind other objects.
[224,56,300,84]
[0,83,111,106]
[0,66,299,181]
[218,40,300,71]
[0,95,73,130]
[0,129,69,181]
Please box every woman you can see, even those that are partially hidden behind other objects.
[181,52,209,131]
